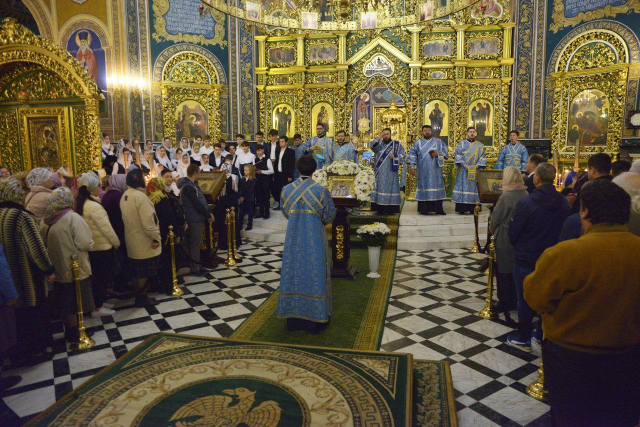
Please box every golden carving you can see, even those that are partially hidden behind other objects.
[336,225,345,260]
[163,51,220,85]
[556,31,626,73]
[0,70,74,102]
[0,112,20,173]
[550,0,640,33]
[153,0,226,47]
[169,62,211,85]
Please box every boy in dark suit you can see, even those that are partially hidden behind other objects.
[254,145,274,219]
[238,165,257,231]
[273,136,296,210]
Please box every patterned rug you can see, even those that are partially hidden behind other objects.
[30,333,415,426]
[231,214,400,350]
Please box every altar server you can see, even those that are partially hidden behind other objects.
[452,127,486,214]
[369,128,406,215]
[408,125,448,215]
[302,124,334,169]
[330,130,358,164]
[277,155,336,333]
[495,130,529,171]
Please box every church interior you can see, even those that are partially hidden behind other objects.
[0,0,639,424]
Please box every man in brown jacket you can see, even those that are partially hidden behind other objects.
[524,179,640,426]
[120,169,161,308]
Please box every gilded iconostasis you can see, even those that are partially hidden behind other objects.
[0,0,639,172]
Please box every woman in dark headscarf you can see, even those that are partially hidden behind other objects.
[0,179,55,364]
[101,174,131,290]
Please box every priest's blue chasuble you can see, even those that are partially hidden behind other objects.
[408,137,448,201]
[292,144,306,180]
[494,142,529,170]
[302,136,334,169]
[330,142,358,164]
[277,177,336,322]
[369,138,405,206]
[452,139,486,204]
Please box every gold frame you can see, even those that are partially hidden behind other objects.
[19,107,71,171]
[327,174,357,199]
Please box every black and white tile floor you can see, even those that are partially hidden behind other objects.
[1,243,550,425]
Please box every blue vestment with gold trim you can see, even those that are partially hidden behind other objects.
[369,138,406,206]
[408,137,448,201]
[452,139,486,204]
[277,177,336,322]
[494,142,529,170]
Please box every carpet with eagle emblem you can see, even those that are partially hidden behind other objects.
[30,333,430,426]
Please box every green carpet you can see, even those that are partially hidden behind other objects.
[31,333,414,426]
[231,213,399,350]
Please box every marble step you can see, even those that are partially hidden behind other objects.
[241,227,286,244]
[397,222,489,237]
[397,235,485,251]
[250,217,288,231]
[399,212,489,226]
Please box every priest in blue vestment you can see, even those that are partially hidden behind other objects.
[277,155,336,333]
[495,130,529,171]
[370,128,406,215]
[408,125,448,215]
[452,127,486,214]
[301,124,334,169]
[329,130,358,164]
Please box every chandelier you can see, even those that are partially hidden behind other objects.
[201,0,482,31]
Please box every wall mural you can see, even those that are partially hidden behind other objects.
[568,89,609,146]
[272,104,294,137]
[422,40,454,57]
[311,102,334,136]
[152,0,226,47]
[425,100,449,142]
[468,99,494,145]
[468,37,500,56]
[175,100,209,140]
[66,29,107,94]
[268,47,296,64]
[550,0,640,32]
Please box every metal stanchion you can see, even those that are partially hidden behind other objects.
[527,333,549,402]
[224,209,236,267]
[168,225,183,296]
[470,202,481,253]
[70,254,95,351]
[478,236,499,319]
[231,207,242,262]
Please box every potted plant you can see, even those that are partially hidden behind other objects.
[356,222,391,278]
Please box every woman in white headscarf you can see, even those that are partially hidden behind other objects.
[154,146,174,175]
[177,153,191,178]
[172,148,184,169]
[161,138,175,160]
[190,143,202,166]
[75,173,120,318]
[140,149,152,174]
[25,167,54,224]
[113,148,132,174]
[179,138,191,156]
[145,139,154,154]
[102,135,114,160]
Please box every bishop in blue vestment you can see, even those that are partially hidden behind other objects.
[495,130,529,171]
[452,127,486,214]
[330,131,358,164]
[370,128,406,215]
[277,155,336,332]
[301,124,334,169]
[408,125,448,215]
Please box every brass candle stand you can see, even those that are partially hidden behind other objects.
[70,254,95,351]
[470,202,481,253]
[230,207,242,262]
[168,225,184,297]
[224,209,236,267]
[526,359,549,402]
[478,236,499,319]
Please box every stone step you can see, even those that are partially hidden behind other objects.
[241,227,286,244]
[397,235,484,251]
[248,217,288,231]
[397,222,489,237]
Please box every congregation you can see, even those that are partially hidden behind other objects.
[0,125,639,425]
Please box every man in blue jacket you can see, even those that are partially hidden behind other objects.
[508,162,570,350]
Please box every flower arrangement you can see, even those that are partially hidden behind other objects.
[312,160,374,202]
[356,222,391,247]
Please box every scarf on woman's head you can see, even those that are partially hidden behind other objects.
[108,173,127,193]
[145,177,167,205]
[155,150,172,170]
[126,168,145,189]
[43,186,74,225]
[26,167,53,189]
[0,178,25,206]
[51,172,62,189]
[77,172,100,193]
[502,182,527,194]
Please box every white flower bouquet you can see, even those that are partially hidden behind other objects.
[356,222,391,247]
[312,160,374,202]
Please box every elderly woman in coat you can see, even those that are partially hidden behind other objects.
[0,179,55,364]
[25,167,54,224]
[489,166,528,311]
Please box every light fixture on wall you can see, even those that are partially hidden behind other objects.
[107,74,147,94]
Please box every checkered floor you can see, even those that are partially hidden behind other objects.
[1,242,550,425]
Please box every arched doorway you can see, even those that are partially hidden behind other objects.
[0,18,103,173]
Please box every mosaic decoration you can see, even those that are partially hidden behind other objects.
[153,0,226,47]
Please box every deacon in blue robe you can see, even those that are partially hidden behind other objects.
[452,127,486,214]
[301,124,334,169]
[292,134,305,180]
[329,131,358,164]
[370,129,406,215]
[408,125,448,215]
[277,155,336,332]
[495,131,529,170]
